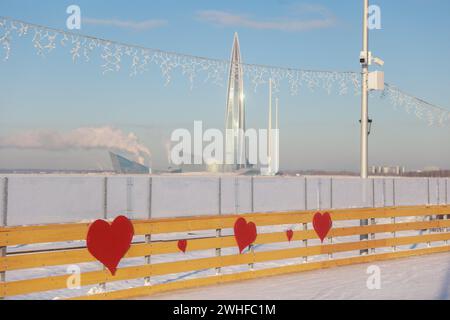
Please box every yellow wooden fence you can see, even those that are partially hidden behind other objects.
[0,205,450,300]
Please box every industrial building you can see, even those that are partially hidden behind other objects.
[109,152,151,174]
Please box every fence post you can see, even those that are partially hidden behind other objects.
[445,178,450,245]
[427,178,432,248]
[436,179,444,233]
[145,177,153,286]
[360,179,369,255]
[232,177,253,271]
[99,177,108,292]
[328,178,333,260]
[1,177,8,299]
[248,246,255,270]
[437,179,440,205]
[303,178,308,263]
[392,179,397,252]
[446,178,449,205]
[215,177,222,275]
[234,177,239,214]
[304,177,308,211]
[371,178,376,254]
[251,176,255,213]
[126,177,134,218]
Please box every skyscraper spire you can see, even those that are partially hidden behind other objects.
[268,78,273,171]
[261,79,280,176]
[225,33,247,171]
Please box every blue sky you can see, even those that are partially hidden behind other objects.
[0,0,449,171]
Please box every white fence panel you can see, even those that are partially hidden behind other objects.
[253,177,305,212]
[151,176,218,218]
[7,176,104,226]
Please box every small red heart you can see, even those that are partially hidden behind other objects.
[87,215,134,276]
[286,229,294,242]
[178,240,188,253]
[313,212,333,243]
[234,217,257,254]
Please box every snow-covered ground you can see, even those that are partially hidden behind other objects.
[143,252,450,300]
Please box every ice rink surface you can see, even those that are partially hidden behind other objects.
[143,252,450,300]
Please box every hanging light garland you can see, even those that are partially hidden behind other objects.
[0,17,359,94]
[0,16,449,126]
[379,84,450,127]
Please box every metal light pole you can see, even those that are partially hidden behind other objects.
[360,0,370,252]
[361,0,369,180]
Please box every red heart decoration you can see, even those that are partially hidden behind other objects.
[178,239,188,253]
[286,229,294,242]
[313,212,333,243]
[234,217,257,254]
[87,215,134,276]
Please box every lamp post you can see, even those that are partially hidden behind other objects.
[360,0,370,180]
[360,0,370,252]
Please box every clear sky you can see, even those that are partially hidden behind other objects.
[0,0,449,171]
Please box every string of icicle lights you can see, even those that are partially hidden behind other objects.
[1,16,449,126]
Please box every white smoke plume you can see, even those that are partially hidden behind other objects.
[0,127,151,165]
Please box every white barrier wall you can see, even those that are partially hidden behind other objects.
[151,176,220,218]
[0,175,449,226]
[254,177,305,212]
[5,176,105,226]
[329,178,373,209]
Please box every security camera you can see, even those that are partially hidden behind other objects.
[359,51,372,65]
[359,51,367,64]
[372,57,385,66]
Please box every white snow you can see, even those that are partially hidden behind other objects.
[143,252,450,300]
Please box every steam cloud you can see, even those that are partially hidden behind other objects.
[0,127,151,165]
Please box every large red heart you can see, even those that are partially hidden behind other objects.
[313,212,333,243]
[86,215,134,276]
[234,218,257,254]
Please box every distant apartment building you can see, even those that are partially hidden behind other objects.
[423,166,441,172]
[370,165,406,176]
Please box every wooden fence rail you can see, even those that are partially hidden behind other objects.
[0,205,449,299]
